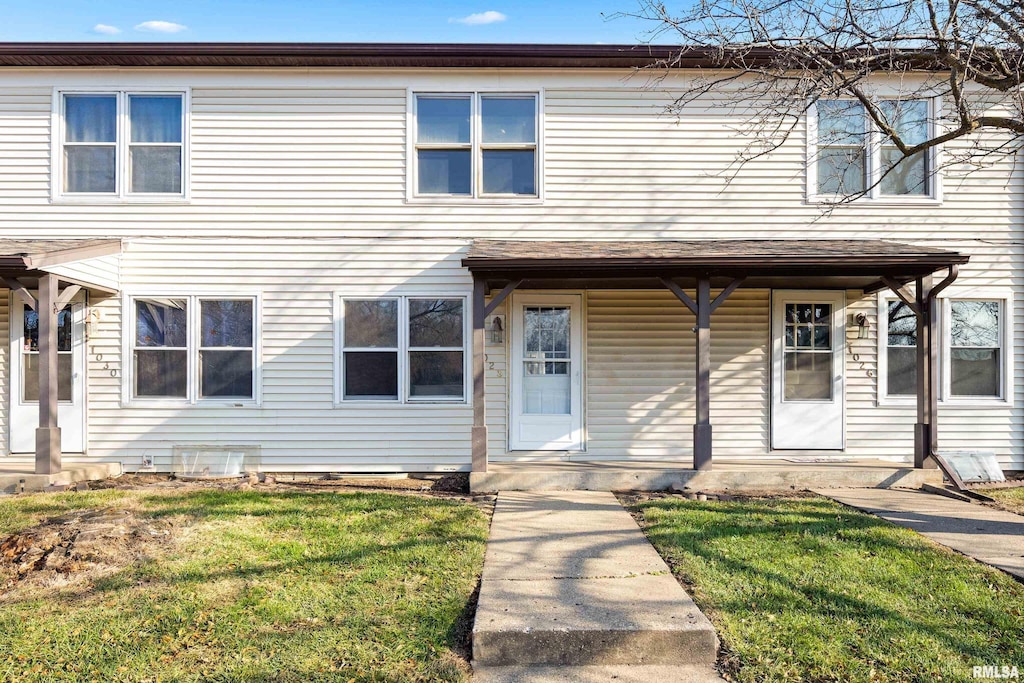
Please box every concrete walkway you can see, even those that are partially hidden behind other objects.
[818,488,1024,580]
[472,491,724,682]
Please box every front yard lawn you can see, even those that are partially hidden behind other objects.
[0,487,488,683]
[630,495,1024,683]
[980,485,1024,515]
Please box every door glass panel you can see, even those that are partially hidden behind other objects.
[522,306,571,414]
[783,302,833,400]
[22,305,74,402]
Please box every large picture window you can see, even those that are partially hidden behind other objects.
[339,295,466,402]
[413,92,539,199]
[880,297,1007,401]
[58,90,186,198]
[130,295,257,402]
[813,97,936,200]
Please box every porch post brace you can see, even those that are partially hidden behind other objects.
[3,277,37,312]
[35,272,61,475]
[483,279,522,317]
[55,284,82,309]
[881,277,919,316]
[659,277,697,314]
[471,276,488,473]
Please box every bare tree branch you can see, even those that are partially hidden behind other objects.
[612,0,1024,203]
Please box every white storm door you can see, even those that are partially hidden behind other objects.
[10,295,87,454]
[771,291,845,450]
[509,294,583,451]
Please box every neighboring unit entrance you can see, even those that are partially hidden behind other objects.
[9,294,87,454]
[771,290,845,450]
[509,294,584,451]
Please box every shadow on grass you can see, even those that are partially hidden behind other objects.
[630,496,1024,682]
[0,489,487,683]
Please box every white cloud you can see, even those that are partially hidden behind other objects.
[92,24,122,35]
[449,10,506,25]
[134,20,188,34]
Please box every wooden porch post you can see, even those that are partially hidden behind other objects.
[660,276,744,472]
[694,278,713,471]
[471,277,488,473]
[36,272,61,475]
[913,275,936,469]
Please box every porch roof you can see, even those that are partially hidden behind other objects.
[0,238,122,294]
[0,238,121,270]
[463,239,968,291]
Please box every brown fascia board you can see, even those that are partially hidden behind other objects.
[462,254,970,275]
[0,42,961,70]
[0,42,782,69]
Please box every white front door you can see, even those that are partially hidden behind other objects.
[9,294,87,454]
[509,294,584,451]
[771,290,845,450]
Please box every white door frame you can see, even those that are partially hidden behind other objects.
[9,292,88,454]
[508,292,584,451]
[770,290,846,450]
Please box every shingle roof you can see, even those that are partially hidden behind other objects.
[0,239,121,269]
[463,239,968,276]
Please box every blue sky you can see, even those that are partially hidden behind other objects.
[0,1,662,43]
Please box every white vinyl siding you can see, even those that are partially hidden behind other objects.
[0,70,1017,471]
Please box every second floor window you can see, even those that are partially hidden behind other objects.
[59,91,186,198]
[413,92,539,199]
[814,98,934,200]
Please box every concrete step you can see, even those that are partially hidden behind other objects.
[474,664,727,682]
[470,464,942,493]
[472,491,719,668]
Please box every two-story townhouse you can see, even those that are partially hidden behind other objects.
[0,43,1017,483]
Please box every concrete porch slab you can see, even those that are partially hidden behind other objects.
[0,462,122,494]
[471,458,942,493]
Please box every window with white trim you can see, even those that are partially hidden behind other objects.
[949,300,1002,397]
[880,296,1007,401]
[131,295,256,402]
[412,92,539,198]
[58,90,186,198]
[813,98,936,200]
[340,296,466,401]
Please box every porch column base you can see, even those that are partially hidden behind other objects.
[913,423,936,469]
[35,427,61,476]
[471,426,488,473]
[693,423,712,471]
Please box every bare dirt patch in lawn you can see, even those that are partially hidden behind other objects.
[0,503,177,598]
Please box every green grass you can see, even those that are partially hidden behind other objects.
[0,488,488,683]
[980,486,1024,515]
[631,495,1024,683]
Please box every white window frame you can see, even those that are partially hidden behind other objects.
[876,290,1012,406]
[334,291,470,405]
[407,89,544,204]
[52,86,191,203]
[807,96,942,204]
[122,292,261,407]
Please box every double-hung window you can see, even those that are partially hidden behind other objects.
[131,295,257,403]
[812,97,936,200]
[412,92,539,199]
[880,296,1008,401]
[57,90,186,199]
[339,296,467,402]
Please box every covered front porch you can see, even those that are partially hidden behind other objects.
[0,239,123,486]
[464,239,971,490]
